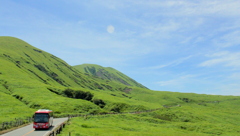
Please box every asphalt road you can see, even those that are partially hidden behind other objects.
[1,118,68,136]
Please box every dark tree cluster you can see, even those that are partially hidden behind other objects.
[63,88,93,101]
[92,99,106,108]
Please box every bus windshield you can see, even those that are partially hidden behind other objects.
[34,113,49,123]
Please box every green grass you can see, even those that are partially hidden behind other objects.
[59,101,240,136]
[0,92,35,123]
[58,114,208,136]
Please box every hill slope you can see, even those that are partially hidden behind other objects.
[0,36,146,91]
[0,36,158,122]
[74,64,147,89]
[0,36,105,121]
[0,37,118,90]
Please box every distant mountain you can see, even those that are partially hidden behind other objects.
[74,64,148,89]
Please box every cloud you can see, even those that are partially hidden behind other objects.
[216,83,240,96]
[139,20,180,39]
[228,73,240,80]
[157,79,179,87]
[199,51,240,68]
[213,30,240,48]
[141,0,240,17]
[155,74,200,93]
[148,55,192,69]
[107,25,115,33]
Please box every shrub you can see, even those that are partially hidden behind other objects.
[63,88,93,100]
[92,99,106,108]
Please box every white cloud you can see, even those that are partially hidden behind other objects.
[199,51,240,68]
[148,55,192,69]
[156,74,198,92]
[228,73,240,80]
[142,0,240,17]
[213,30,240,48]
[157,79,179,87]
[140,20,180,39]
[107,25,115,33]
[216,83,240,96]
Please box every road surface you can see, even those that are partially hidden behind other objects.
[1,118,68,136]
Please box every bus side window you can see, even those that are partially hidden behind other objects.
[32,114,35,118]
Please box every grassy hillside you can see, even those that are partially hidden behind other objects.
[74,64,147,89]
[0,36,128,90]
[1,36,240,135]
[0,36,160,122]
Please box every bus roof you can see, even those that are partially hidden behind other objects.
[35,109,53,113]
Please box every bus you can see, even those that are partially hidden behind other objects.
[33,109,53,130]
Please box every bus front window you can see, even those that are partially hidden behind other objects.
[34,113,49,123]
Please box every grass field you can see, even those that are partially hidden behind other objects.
[59,100,240,136]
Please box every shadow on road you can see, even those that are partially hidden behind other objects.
[34,126,54,131]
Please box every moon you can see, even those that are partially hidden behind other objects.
[107,25,115,34]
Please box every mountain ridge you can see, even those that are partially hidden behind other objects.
[74,64,148,89]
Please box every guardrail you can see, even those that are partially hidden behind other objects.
[46,120,68,136]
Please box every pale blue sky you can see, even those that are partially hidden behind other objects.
[1,0,240,95]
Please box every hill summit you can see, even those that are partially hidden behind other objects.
[74,64,147,89]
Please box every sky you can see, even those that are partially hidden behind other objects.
[1,0,240,95]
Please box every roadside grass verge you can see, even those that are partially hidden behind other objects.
[0,92,34,124]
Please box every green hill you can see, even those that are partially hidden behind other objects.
[0,36,127,90]
[0,36,159,121]
[74,64,148,89]
[1,36,240,135]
